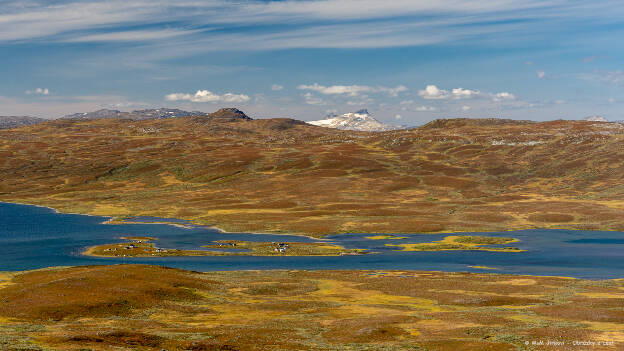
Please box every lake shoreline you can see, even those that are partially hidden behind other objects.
[2,201,623,279]
[3,199,620,239]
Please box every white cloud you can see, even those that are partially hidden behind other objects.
[418,85,449,99]
[110,101,149,108]
[298,83,372,96]
[491,92,516,101]
[0,1,554,42]
[302,92,326,105]
[461,105,471,111]
[347,99,372,106]
[608,97,615,103]
[65,29,203,42]
[165,90,250,103]
[254,94,267,103]
[415,105,437,112]
[588,69,624,86]
[537,71,546,79]
[377,85,408,97]
[400,100,437,112]
[1,0,623,61]
[451,87,480,99]
[418,85,481,100]
[395,114,402,120]
[271,84,284,91]
[419,85,518,104]
[25,88,50,95]
[297,83,407,97]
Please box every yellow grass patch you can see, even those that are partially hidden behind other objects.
[329,304,410,319]
[428,289,544,299]
[159,172,185,185]
[210,304,288,324]
[92,204,129,216]
[492,278,537,286]
[365,235,408,240]
[498,304,543,310]
[576,292,624,299]
[311,279,443,311]
[0,272,14,289]
[469,265,499,270]
[415,319,483,330]
[587,323,624,343]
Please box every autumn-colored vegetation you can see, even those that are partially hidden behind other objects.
[0,116,623,236]
[1,265,622,350]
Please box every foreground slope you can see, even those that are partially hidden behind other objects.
[0,265,622,350]
[0,116,623,236]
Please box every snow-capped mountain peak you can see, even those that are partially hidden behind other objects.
[308,109,402,132]
[584,115,608,122]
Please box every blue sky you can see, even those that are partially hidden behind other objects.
[1,0,624,124]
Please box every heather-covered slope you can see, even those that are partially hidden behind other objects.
[0,265,622,350]
[0,117,622,236]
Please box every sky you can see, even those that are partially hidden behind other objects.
[1,0,624,125]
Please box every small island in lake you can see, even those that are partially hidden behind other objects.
[83,237,368,257]
[386,235,525,252]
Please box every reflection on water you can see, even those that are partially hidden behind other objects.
[1,202,623,279]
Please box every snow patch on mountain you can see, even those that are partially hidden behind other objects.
[584,115,608,122]
[308,109,403,132]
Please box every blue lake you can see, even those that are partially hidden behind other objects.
[1,202,623,279]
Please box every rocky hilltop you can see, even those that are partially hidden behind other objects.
[204,108,252,121]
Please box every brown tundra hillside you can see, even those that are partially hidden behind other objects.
[0,114,623,236]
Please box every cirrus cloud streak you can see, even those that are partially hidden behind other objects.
[297,83,408,97]
[165,90,250,103]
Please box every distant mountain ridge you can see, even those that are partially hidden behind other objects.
[0,116,46,129]
[1,108,252,129]
[62,108,210,120]
[60,107,252,121]
[308,109,403,132]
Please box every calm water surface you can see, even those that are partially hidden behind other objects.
[1,202,623,279]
